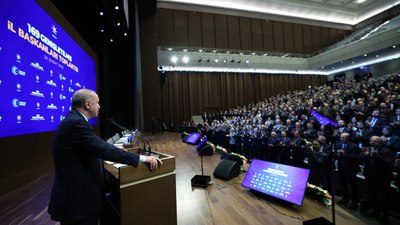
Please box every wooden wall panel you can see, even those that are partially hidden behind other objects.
[215,15,229,49]
[272,21,284,52]
[240,18,252,50]
[302,25,313,53]
[329,28,338,45]
[160,72,327,129]
[311,26,321,53]
[283,23,294,53]
[320,27,330,51]
[259,75,268,100]
[157,9,350,54]
[262,20,274,52]
[293,24,304,54]
[227,16,241,49]
[173,10,189,46]
[251,19,263,51]
[188,12,203,47]
[201,13,216,48]
[158,9,174,46]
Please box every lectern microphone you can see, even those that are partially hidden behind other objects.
[107,118,130,132]
[135,133,152,155]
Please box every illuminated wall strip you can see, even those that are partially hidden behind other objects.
[158,52,400,76]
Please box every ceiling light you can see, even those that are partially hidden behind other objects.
[167,48,173,51]
[117,22,121,26]
[245,60,250,64]
[171,56,178,63]
[198,49,203,52]
[182,56,189,63]
[215,59,219,63]
[364,54,367,56]
[115,6,119,10]
[99,11,104,16]
[123,33,127,36]
[354,0,367,4]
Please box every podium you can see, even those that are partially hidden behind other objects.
[103,147,177,225]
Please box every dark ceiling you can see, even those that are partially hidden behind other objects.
[50,0,156,54]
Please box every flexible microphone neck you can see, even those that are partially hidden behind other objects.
[136,133,152,155]
[107,118,129,131]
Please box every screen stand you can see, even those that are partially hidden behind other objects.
[191,151,211,188]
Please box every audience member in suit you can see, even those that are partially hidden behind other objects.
[302,122,318,140]
[266,131,280,162]
[379,102,393,120]
[360,136,394,224]
[289,130,307,167]
[48,89,163,225]
[389,107,400,136]
[307,139,330,190]
[351,121,372,149]
[335,132,361,210]
[381,126,400,154]
[317,135,334,192]
[354,100,371,121]
[332,119,352,144]
[365,108,387,136]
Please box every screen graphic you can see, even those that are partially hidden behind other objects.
[185,132,201,144]
[0,0,97,138]
[242,159,310,206]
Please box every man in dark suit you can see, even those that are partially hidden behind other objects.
[366,108,387,136]
[360,136,394,224]
[335,132,361,210]
[389,107,400,136]
[307,139,330,190]
[48,89,162,225]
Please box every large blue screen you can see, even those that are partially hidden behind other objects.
[0,0,97,138]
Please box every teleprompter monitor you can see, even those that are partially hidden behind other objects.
[184,132,201,145]
[241,159,310,206]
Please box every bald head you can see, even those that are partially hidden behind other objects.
[72,89,97,109]
[71,89,100,119]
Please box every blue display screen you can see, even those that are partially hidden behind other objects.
[242,159,310,206]
[0,0,97,138]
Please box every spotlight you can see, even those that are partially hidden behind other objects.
[206,58,210,62]
[182,56,189,63]
[223,58,227,63]
[238,60,241,64]
[198,57,202,62]
[230,59,235,63]
[215,59,219,63]
[245,60,249,64]
[171,56,178,63]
